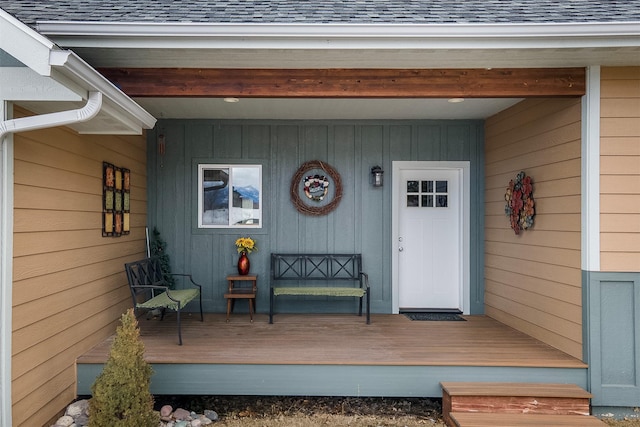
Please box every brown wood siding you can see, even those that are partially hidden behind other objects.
[11,107,148,427]
[600,67,640,272]
[484,98,583,359]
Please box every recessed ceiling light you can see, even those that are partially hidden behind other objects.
[223,97,240,103]
[448,98,465,103]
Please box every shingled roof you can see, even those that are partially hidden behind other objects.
[2,0,640,27]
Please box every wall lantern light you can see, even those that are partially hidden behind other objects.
[371,165,384,187]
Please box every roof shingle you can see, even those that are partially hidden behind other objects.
[2,0,640,27]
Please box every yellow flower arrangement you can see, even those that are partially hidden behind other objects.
[235,237,257,254]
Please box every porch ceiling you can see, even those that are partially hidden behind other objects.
[131,97,522,120]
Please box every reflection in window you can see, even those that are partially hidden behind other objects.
[407,181,419,193]
[198,164,262,228]
[422,195,433,207]
[422,180,433,193]
[407,195,419,207]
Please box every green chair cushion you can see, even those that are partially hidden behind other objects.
[273,286,365,297]
[137,288,200,311]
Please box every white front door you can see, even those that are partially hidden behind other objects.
[392,162,468,312]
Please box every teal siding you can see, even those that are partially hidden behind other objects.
[148,120,485,315]
[78,363,586,397]
[585,271,640,407]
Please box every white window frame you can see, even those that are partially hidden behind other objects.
[197,164,262,228]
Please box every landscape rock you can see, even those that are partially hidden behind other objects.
[65,400,88,418]
[161,404,174,417]
[173,407,191,420]
[204,409,219,421]
[53,415,74,427]
[198,415,214,425]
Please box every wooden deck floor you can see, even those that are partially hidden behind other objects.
[78,313,586,368]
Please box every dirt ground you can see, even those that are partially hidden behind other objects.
[604,419,640,427]
[155,395,640,426]
[156,395,446,426]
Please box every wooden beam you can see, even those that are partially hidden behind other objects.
[98,68,585,98]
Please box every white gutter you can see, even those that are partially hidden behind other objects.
[36,21,640,49]
[48,51,156,130]
[1,9,156,133]
[0,91,102,141]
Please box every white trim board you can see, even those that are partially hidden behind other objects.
[581,66,601,272]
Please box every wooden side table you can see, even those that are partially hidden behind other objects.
[224,275,257,322]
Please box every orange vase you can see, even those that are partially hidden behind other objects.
[237,252,250,275]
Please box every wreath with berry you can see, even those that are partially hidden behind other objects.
[290,160,343,216]
[504,171,535,235]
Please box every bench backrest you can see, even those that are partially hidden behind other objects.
[124,258,166,305]
[271,254,362,282]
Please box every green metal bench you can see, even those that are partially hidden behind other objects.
[269,253,370,324]
[124,258,203,345]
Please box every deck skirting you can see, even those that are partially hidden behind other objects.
[77,363,587,397]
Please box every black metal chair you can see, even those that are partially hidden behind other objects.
[124,258,203,345]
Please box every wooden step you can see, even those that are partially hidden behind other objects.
[441,382,593,427]
[449,412,607,426]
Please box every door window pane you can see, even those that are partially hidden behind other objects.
[407,181,419,193]
[422,195,434,207]
[407,195,419,207]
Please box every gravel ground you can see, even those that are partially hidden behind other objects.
[152,395,640,426]
[154,395,447,426]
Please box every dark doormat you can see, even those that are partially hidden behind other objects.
[403,312,466,321]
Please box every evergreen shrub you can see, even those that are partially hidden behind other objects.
[89,309,159,427]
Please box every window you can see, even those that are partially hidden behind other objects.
[406,179,448,208]
[198,164,262,228]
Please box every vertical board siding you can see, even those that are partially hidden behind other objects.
[484,98,583,359]
[587,272,640,407]
[600,67,640,271]
[11,107,148,427]
[148,119,484,316]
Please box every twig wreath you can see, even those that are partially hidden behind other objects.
[290,160,343,216]
[504,171,535,235]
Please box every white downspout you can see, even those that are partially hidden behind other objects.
[0,91,103,141]
[0,100,13,427]
[0,91,102,427]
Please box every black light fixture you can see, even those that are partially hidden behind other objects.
[371,165,384,187]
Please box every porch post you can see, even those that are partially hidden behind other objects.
[581,65,600,381]
[581,65,601,272]
[0,99,14,427]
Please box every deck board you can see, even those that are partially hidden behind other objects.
[78,314,586,368]
[449,412,607,426]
